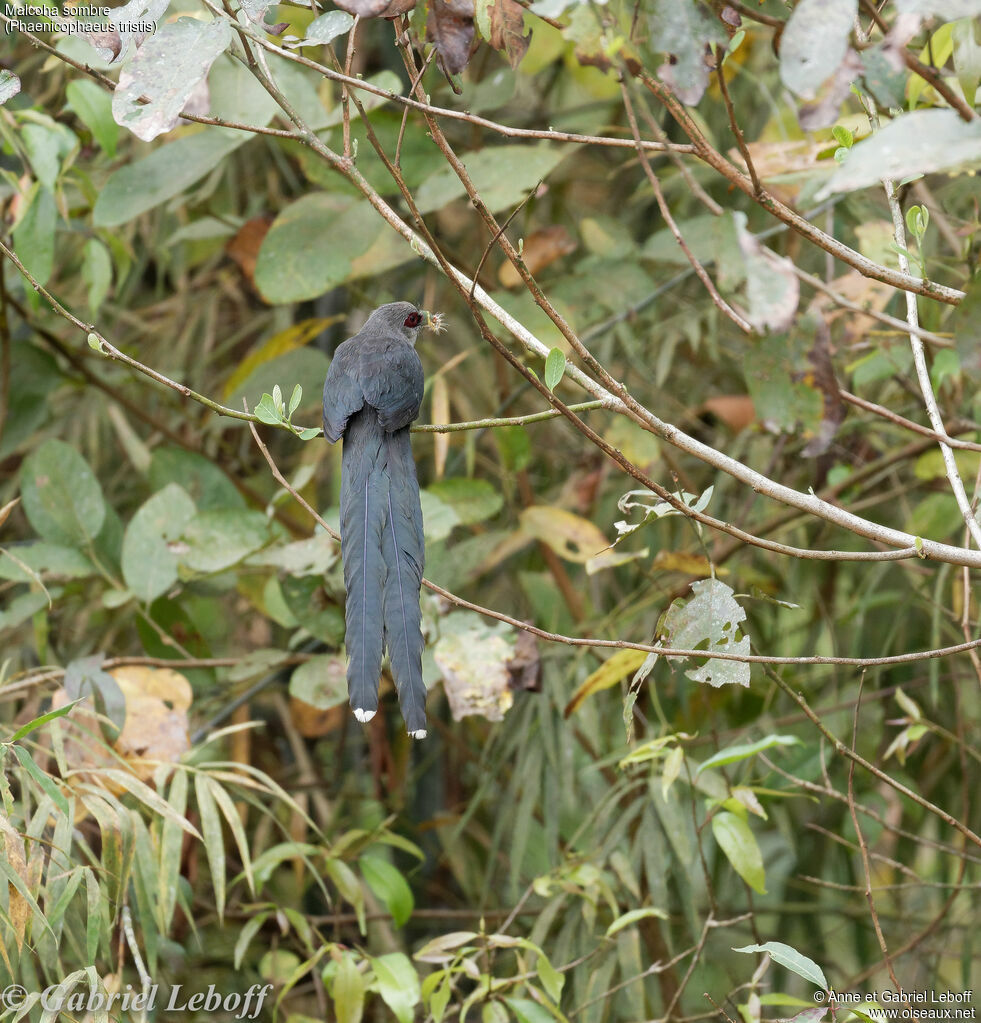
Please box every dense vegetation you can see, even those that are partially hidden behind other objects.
[1,0,980,1019]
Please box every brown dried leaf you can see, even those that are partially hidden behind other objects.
[498,225,577,288]
[487,0,530,69]
[0,496,20,531]
[226,215,274,291]
[0,816,30,952]
[428,0,476,75]
[698,394,756,432]
[108,666,192,779]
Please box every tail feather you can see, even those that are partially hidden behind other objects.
[380,428,427,735]
[340,411,388,719]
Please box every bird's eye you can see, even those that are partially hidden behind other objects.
[404,312,422,328]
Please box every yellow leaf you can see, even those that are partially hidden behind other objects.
[222,317,340,398]
[651,551,725,577]
[564,648,648,717]
[431,374,449,481]
[520,505,609,563]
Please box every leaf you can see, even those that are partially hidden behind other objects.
[818,110,981,198]
[426,478,504,525]
[372,953,421,1023]
[149,447,245,510]
[564,649,649,717]
[0,70,21,105]
[661,578,751,688]
[8,700,83,743]
[224,318,336,397]
[93,130,245,227]
[735,215,799,333]
[536,951,564,1002]
[290,656,348,711]
[503,997,556,1023]
[499,225,576,287]
[180,509,270,573]
[605,906,669,937]
[414,931,479,962]
[11,745,70,817]
[520,505,609,562]
[334,952,366,1023]
[256,194,403,304]
[415,144,567,215]
[121,484,197,603]
[485,0,531,69]
[12,184,57,287]
[712,811,766,893]
[359,855,414,927]
[66,78,118,156]
[697,735,801,774]
[112,17,231,140]
[303,10,356,43]
[648,0,727,104]
[544,347,566,390]
[428,0,476,75]
[732,942,828,989]
[194,774,227,919]
[895,0,981,16]
[0,542,95,582]
[433,614,516,723]
[779,0,857,98]
[82,239,113,316]
[20,439,105,546]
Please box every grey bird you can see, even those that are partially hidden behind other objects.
[322,301,440,739]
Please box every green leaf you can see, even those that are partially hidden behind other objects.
[648,0,728,104]
[0,589,49,632]
[8,699,83,742]
[233,911,270,970]
[503,997,557,1023]
[230,349,330,416]
[255,195,399,304]
[194,774,226,920]
[712,811,766,894]
[831,124,853,148]
[359,855,414,927]
[325,859,365,933]
[732,941,828,989]
[180,508,270,573]
[302,9,355,43]
[288,383,302,417]
[93,130,245,227]
[697,735,801,774]
[425,478,504,526]
[0,542,95,582]
[82,239,113,316]
[819,110,981,198]
[66,78,119,156]
[333,952,365,1023]
[371,953,420,1023]
[604,906,669,937]
[20,439,105,546]
[11,744,70,816]
[13,183,57,287]
[22,123,63,191]
[544,347,566,391]
[535,951,564,1002]
[290,656,348,711]
[254,393,284,425]
[121,483,197,603]
[415,144,568,215]
[149,447,245,510]
[0,70,20,105]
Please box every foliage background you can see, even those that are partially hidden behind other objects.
[1,0,980,1019]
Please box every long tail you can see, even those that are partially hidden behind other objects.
[339,410,388,722]
[380,427,427,737]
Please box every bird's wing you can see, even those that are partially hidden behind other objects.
[359,337,425,433]
[322,338,365,443]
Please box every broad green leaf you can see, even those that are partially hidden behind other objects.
[121,484,197,603]
[82,239,113,316]
[732,941,828,989]
[0,590,49,633]
[647,0,727,104]
[66,78,118,156]
[13,184,57,287]
[697,735,801,774]
[290,656,348,711]
[0,70,20,104]
[22,123,63,191]
[536,951,564,1002]
[325,859,365,933]
[504,997,556,1023]
[359,855,414,927]
[229,348,330,415]
[20,439,105,546]
[93,130,245,227]
[371,953,420,1023]
[712,811,766,894]
[819,110,981,198]
[426,478,504,526]
[303,10,354,43]
[415,144,568,214]
[149,447,245,510]
[180,509,270,573]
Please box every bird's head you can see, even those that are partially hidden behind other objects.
[364,301,445,345]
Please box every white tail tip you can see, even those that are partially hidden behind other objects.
[409,729,427,740]
[353,708,376,723]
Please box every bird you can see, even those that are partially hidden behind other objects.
[322,301,442,739]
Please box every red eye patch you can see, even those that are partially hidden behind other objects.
[404,312,423,328]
